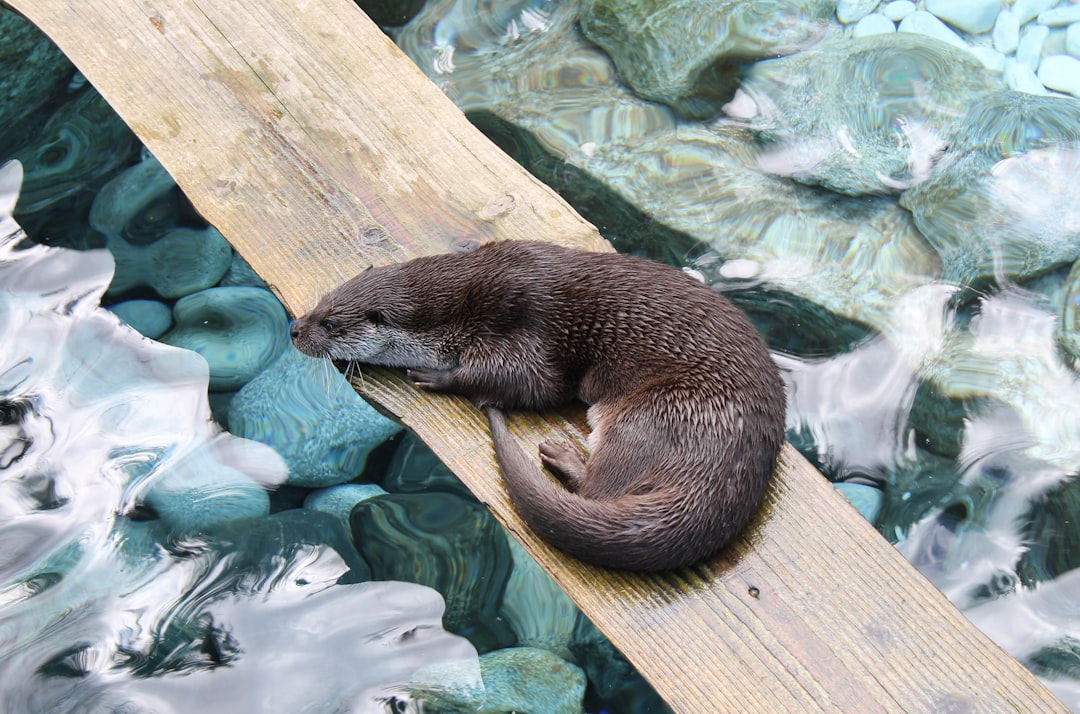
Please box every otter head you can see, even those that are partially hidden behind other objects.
[290,265,450,369]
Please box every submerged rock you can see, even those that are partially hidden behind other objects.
[500,538,578,659]
[0,9,74,137]
[161,286,290,391]
[1058,257,1080,362]
[380,430,475,499]
[10,86,139,246]
[89,154,232,297]
[228,345,401,487]
[142,434,285,535]
[303,483,389,524]
[351,491,516,651]
[900,91,1080,284]
[736,32,996,196]
[579,0,834,118]
[108,299,173,339]
[410,646,586,714]
[400,4,941,332]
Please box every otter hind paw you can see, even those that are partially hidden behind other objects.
[539,438,586,491]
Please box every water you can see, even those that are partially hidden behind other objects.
[3,0,1080,711]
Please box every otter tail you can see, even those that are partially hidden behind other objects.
[486,407,747,572]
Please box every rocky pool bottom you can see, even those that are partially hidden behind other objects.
[0,159,668,712]
[3,0,1080,708]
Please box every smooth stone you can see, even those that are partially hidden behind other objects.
[897,10,969,50]
[1038,5,1080,27]
[108,299,172,339]
[12,87,139,240]
[853,13,896,37]
[143,439,280,535]
[1004,58,1050,94]
[925,0,1000,34]
[1039,54,1080,96]
[1043,25,1069,56]
[208,508,373,584]
[993,10,1020,54]
[835,482,884,523]
[161,287,289,390]
[303,483,388,524]
[1069,23,1080,57]
[968,45,1006,72]
[882,0,915,21]
[380,430,474,499]
[89,155,233,298]
[1014,0,1056,25]
[229,345,401,487]
[899,91,1080,283]
[744,32,993,194]
[217,251,268,288]
[837,0,880,24]
[1018,23,1051,71]
[350,491,516,650]
[410,647,586,714]
[114,226,233,299]
[499,538,578,659]
[578,0,836,118]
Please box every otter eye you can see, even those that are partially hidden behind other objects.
[319,319,334,333]
[365,310,383,326]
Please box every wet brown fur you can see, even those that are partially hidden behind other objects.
[291,241,786,571]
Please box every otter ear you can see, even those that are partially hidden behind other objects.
[365,309,383,325]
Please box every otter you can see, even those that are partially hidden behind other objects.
[290,240,786,571]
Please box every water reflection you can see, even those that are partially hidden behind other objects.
[0,161,480,712]
[395,0,1080,703]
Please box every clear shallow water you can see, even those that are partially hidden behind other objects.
[3,0,1080,712]
[389,0,1080,705]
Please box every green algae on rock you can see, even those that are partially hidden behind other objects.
[399,3,941,333]
[579,0,835,118]
[735,32,997,196]
[899,91,1080,284]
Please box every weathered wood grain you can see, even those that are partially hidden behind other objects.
[9,0,1065,711]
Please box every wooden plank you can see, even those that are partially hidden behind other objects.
[9,0,1065,711]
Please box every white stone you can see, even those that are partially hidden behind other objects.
[718,259,762,280]
[925,0,1000,34]
[1068,23,1080,57]
[1038,5,1080,27]
[837,0,880,24]
[853,13,897,37]
[1038,54,1080,96]
[993,10,1020,54]
[1014,0,1056,25]
[968,45,1006,72]
[898,11,969,50]
[1017,23,1050,70]
[882,0,915,21]
[1004,58,1049,95]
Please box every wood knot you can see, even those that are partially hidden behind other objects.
[477,193,517,221]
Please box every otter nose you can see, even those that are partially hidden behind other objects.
[289,322,301,341]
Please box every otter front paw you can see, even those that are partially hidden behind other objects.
[407,367,456,392]
[539,438,587,491]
